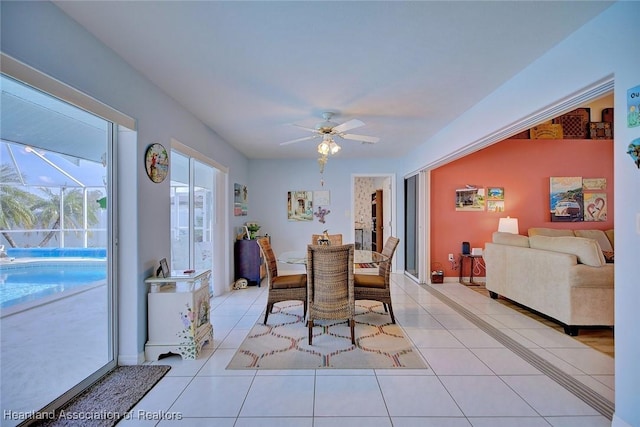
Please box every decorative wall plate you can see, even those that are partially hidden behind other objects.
[145,143,169,183]
[628,138,640,168]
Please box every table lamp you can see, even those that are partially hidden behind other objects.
[498,216,519,234]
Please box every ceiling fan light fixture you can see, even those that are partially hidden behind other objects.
[317,140,330,155]
[329,140,341,154]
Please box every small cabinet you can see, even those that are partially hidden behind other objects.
[144,270,213,361]
[234,239,266,286]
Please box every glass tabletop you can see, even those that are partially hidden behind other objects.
[278,249,388,265]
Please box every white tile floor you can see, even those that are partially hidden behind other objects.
[121,274,613,427]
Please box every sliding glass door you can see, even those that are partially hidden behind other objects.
[405,170,429,283]
[170,150,219,293]
[0,73,116,424]
[404,174,419,279]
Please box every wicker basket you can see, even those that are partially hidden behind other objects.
[431,262,444,284]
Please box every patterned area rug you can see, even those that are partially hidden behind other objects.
[227,301,427,369]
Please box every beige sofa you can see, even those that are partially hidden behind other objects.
[483,228,614,335]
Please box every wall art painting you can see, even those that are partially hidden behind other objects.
[455,187,485,212]
[550,177,583,222]
[486,187,505,212]
[582,178,607,191]
[584,193,607,222]
[234,183,248,216]
[288,190,313,221]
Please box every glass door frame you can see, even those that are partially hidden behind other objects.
[1,54,120,418]
[404,170,429,284]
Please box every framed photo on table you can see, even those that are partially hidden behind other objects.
[157,257,170,278]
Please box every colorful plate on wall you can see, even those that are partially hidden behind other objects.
[627,138,640,169]
[145,143,169,183]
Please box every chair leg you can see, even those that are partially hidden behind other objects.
[350,319,355,345]
[383,303,388,313]
[387,302,396,324]
[264,303,273,324]
[308,319,314,345]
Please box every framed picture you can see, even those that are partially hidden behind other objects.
[486,187,505,212]
[455,187,485,211]
[582,178,606,191]
[287,191,313,221]
[234,183,248,216]
[550,177,583,222]
[584,193,607,221]
[159,257,170,278]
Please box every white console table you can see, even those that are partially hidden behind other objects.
[144,270,213,361]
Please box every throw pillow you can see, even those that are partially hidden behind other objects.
[528,235,606,267]
[528,227,575,237]
[574,229,613,252]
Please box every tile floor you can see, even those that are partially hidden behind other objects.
[121,274,614,427]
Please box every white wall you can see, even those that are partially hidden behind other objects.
[1,1,250,363]
[399,3,640,426]
[248,157,402,272]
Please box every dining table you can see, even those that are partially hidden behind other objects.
[278,248,389,266]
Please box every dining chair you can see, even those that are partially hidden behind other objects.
[354,236,400,324]
[306,244,355,345]
[311,233,343,246]
[256,237,307,324]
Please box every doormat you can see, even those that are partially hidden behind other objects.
[32,365,171,427]
[227,300,428,370]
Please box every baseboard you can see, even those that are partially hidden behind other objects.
[118,351,145,365]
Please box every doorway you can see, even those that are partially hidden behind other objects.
[351,174,396,268]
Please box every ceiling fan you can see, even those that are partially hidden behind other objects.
[280,112,380,147]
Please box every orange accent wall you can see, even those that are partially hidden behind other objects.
[430,138,614,279]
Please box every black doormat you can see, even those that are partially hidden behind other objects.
[31,365,170,427]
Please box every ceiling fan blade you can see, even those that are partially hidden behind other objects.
[279,135,320,146]
[340,133,380,144]
[290,123,318,133]
[332,119,364,134]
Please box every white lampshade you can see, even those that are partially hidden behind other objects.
[498,217,519,234]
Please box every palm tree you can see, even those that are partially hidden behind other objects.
[32,187,101,247]
[0,164,37,247]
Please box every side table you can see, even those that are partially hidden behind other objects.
[458,254,484,286]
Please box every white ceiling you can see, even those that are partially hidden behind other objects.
[53,1,613,160]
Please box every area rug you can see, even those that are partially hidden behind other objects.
[33,365,171,427]
[227,301,427,369]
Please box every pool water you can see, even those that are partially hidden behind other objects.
[0,261,107,309]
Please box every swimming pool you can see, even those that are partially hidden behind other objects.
[0,261,107,309]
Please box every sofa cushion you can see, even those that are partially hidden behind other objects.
[574,229,613,252]
[528,227,575,237]
[492,231,530,247]
[529,235,606,267]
